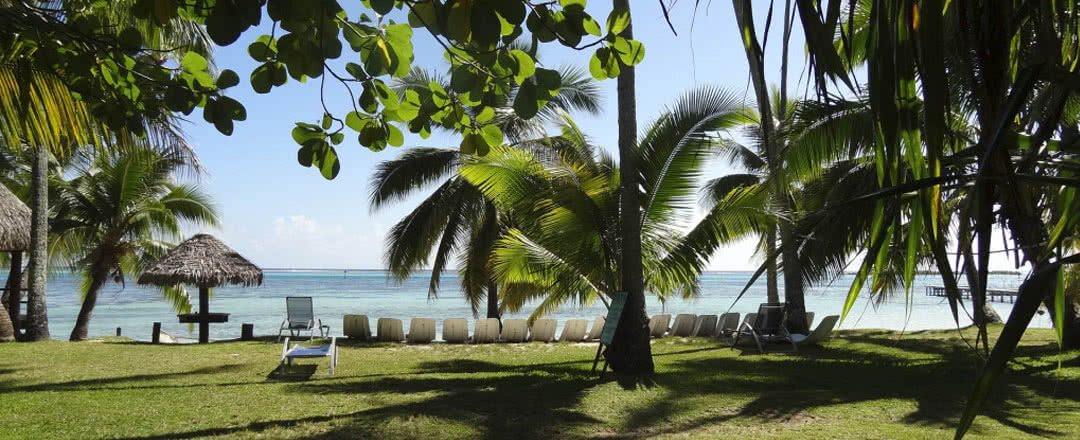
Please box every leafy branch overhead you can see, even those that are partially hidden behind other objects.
[3,0,645,180]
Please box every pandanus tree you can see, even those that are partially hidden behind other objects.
[787,0,1080,436]
[50,148,217,341]
[369,66,601,318]
[460,87,767,325]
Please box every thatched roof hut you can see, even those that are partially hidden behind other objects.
[137,234,262,288]
[0,184,30,252]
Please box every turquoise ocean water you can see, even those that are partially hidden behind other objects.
[9,270,1042,342]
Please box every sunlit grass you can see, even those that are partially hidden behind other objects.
[0,325,1076,439]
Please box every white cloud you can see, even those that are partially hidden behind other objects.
[239,215,387,269]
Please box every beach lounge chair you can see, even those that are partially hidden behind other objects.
[501,319,529,342]
[560,319,589,342]
[789,315,839,346]
[530,319,557,342]
[343,314,371,340]
[443,318,469,343]
[278,297,329,341]
[715,313,740,337]
[731,304,797,353]
[586,316,606,340]
[693,314,718,337]
[406,318,436,343]
[279,336,337,377]
[473,318,499,343]
[668,314,697,337]
[377,318,405,342]
[648,314,671,338]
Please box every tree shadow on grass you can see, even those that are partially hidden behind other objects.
[614,333,1078,438]
[112,359,603,440]
[0,364,247,393]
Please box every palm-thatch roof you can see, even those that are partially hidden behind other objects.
[137,234,262,288]
[0,184,30,252]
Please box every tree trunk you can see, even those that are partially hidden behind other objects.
[24,146,49,341]
[4,251,21,335]
[780,219,809,334]
[70,264,109,341]
[486,280,500,320]
[603,0,654,378]
[765,226,779,304]
[0,296,12,342]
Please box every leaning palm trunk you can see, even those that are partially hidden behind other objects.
[603,0,654,377]
[24,146,49,341]
[70,263,111,341]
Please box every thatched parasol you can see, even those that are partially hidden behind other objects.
[0,184,29,341]
[138,234,262,343]
[0,184,30,252]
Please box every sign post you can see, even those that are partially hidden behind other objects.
[592,292,628,378]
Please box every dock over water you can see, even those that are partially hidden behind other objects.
[925,286,1018,303]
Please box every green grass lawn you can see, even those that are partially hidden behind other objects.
[0,325,1078,439]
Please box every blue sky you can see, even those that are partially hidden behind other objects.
[178,2,1015,272]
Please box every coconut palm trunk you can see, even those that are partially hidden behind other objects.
[603,0,654,377]
[766,227,779,303]
[69,261,111,341]
[731,0,809,334]
[24,146,49,341]
[486,280,500,320]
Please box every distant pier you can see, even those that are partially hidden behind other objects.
[925,286,1018,303]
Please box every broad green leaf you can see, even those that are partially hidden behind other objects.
[387,124,404,147]
[480,124,503,147]
[446,0,473,43]
[346,111,370,131]
[581,16,602,36]
[513,81,539,119]
[612,37,645,66]
[321,113,332,129]
[475,106,495,123]
[370,0,395,15]
[317,145,340,179]
[216,69,239,89]
[408,1,440,33]
[384,24,414,77]
[397,90,422,120]
[451,67,477,93]
[251,64,272,93]
[606,6,630,35]
[359,84,379,113]
[181,52,208,72]
[297,142,314,167]
[471,5,502,46]
[509,49,535,84]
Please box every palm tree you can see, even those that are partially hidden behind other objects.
[50,148,218,341]
[369,66,601,319]
[0,1,213,341]
[460,87,761,324]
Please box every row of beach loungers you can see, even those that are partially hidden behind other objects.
[341,312,838,345]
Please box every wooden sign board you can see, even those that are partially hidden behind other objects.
[599,292,628,345]
[592,292,628,378]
